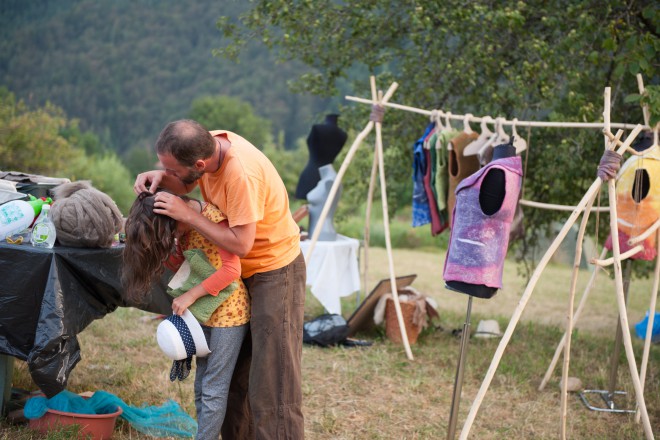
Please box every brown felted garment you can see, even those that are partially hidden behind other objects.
[447,131,480,228]
[50,181,123,248]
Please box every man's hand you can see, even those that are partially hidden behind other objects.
[134,170,167,194]
[153,191,196,223]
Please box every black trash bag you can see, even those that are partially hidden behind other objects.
[0,243,172,398]
[303,314,350,347]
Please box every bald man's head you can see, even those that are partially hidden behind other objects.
[155,119,215,166]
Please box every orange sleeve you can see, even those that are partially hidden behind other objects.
[200,246,241,295]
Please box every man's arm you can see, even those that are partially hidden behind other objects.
[153,191,256,257]
[189,216,256,258]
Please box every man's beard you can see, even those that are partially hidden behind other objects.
[180,168,204,185]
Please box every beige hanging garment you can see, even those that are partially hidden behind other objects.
[447,131,480,227]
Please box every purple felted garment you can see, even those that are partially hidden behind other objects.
[443,156,523,289]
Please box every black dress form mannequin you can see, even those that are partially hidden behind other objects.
[446,140,517,299]
[632,130,653,153]
[295,114,348,200]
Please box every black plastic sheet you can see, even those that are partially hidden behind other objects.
[0,242,171,397]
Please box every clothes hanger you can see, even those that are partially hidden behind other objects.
[444,111,453,131]
[463,113,474,134]
[436,111,455,151]
[463,115,494,156]
[424,110,440,150]
[511,118,527,154]
[476,117,504,158]
[495,117,510,144]
[434,111,447,150]
[436,110,445,132]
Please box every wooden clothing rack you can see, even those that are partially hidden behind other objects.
[305,75,658,439]
[344,96,651,131]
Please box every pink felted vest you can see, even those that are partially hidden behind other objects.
[443,156,523,289]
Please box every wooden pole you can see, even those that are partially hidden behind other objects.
[458,120,643,440]
[602,82,653,437]
[635,230,660,424]
[628,218,660,246]
[591,246,645,266]
[373,86,414,360]
[560,188,597,439]
[362,136,380,305]
[538,248,608,391]
[519,199,610,212]
[345,96,650,130]
[305,77,414,359]
[605,155,654,439]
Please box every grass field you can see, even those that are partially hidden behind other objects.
[2,246,659,439]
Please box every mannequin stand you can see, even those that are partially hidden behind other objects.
[446,296,473,440]
[578,260,635,414]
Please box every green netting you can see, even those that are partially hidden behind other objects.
[24,390,197,438]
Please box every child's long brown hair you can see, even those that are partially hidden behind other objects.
[121,191,177,304]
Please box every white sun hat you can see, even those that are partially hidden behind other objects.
[474,319,502,339]
[156,309,211,361]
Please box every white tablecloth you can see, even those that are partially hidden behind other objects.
[299,234,361,315]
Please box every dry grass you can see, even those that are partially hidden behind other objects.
[2,246,659,439]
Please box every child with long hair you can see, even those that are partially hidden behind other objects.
[122,191,250,440]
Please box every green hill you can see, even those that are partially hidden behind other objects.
[0,0,328,153]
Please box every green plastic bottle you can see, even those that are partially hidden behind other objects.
[0,195,52,239]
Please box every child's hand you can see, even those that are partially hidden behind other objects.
[172,292,196,316]
[171,284,207,316]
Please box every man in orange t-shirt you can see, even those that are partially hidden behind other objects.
[134,119,306,439]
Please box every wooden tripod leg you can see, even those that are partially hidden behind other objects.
[560,191,597,439]
[635,230,660,424]
[606,177,654,439]
[538,247,607,392]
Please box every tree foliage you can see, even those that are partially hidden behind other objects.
[0,88,82,176]
[189,95,274,148]
[67,153,135,214]
[218,0,659,251]
[262,139,308,200]
[0,0,328,154]
[0,88,136,214]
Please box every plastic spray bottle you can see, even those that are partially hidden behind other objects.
[30,204,57,248]
[0,195,51,239]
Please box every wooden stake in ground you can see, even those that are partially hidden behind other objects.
[603,140,654,439]
[304,77,415,360]
[635,230,660,424]
[538,247,608,392]
[560,186,597,439]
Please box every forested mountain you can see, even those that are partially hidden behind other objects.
[0,0,328,154]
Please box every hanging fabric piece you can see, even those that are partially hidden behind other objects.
[443,154,523,297]
[447,131,480,228]
[605,144,660,260]
[423,129,445,235]
[434,128,461,224]
[412,122,436,227]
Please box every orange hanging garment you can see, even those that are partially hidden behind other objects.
[605,145,660,260]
